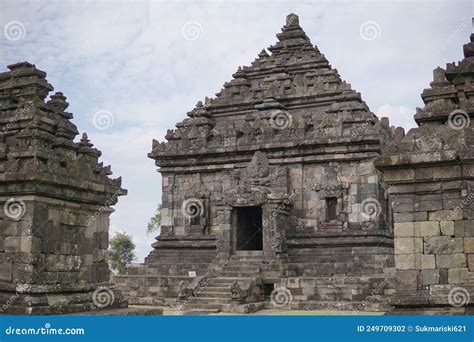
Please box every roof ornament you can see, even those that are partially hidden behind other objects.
[286,13,299,27]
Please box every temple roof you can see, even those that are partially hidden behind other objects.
[377,33,474,165]
[0,61,126,204]
[150,14,390,164]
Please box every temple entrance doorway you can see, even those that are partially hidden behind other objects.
[235,206,263,251]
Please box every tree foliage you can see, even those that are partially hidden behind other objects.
[109,232,136,275]
[147,204,162,235]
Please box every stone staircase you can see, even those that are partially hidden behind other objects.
[184,251,264,311]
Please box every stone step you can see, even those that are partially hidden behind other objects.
[202,286,230,292]
[191,297,232,305]
[185,303,225,311]
[195,292,231,299]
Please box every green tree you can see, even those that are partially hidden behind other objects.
[109,232,136,275]
[147,204,162,235]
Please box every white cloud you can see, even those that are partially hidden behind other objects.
[376,104,417,131]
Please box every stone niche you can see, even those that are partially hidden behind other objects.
[0,62,126,314]
[375,34,474,313]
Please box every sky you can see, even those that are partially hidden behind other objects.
[1,0,472,261]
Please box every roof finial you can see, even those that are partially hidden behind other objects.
[286,13,299,27]
[80,132,93,147]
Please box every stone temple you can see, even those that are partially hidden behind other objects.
[1,13,474,315]
[114,14,474,314]
[0,62,126,314]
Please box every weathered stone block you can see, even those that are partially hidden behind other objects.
[440,221,454,236]
[395,238,422,254]
[432,165,461,179]
[384,169,415,182]
[436,254,467,268]
[423,236,463,254]
[395,270,418,290]
[0,262,12,281]
[447,268,469,284]
[429,210,463,221]
[419,269,439,285]
[394,222,414,237]
[4,236,20,252]
[20,236,42,253]
[468,254,474,272]
[420,254,436,269]
[395,254,415,269]
[464,237,474,253]
[416,221,440,237]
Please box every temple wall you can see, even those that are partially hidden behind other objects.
[0,196,111,287]
[375,158,474,313]
[158,156,390,241]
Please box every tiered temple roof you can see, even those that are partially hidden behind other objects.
[149,14,395,166]
[0,61,126,203]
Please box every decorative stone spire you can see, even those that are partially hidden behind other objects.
[2,62,53,102]
[285,13,299,27]
[47,92,69,112]
[80,132,93,147]
[258,49,269,58]
[429,67,449,88]
[276,13,310,43]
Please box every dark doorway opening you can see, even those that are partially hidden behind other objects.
[236,206,263,250]
[326,197,337,221]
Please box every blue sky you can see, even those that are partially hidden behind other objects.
[1,0,472,261]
